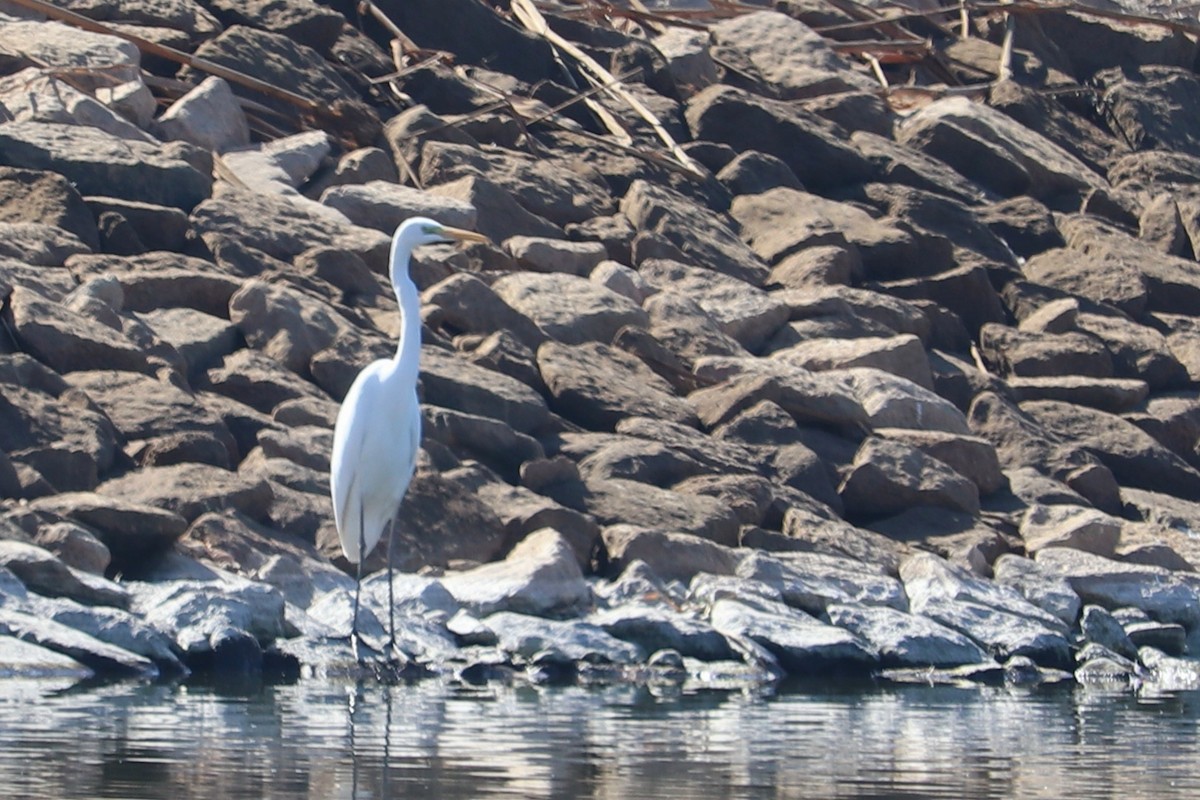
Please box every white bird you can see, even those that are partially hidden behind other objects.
[330,216,487,661]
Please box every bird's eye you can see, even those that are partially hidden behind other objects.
[422,225,440,236]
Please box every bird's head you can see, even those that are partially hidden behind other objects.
[396,216,489,250]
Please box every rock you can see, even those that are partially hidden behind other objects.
[553,474,741,548]
[1023,248,1147,317]
[538,340,698,431]
[708,596,877,674]
[427,175,562,242]
[423,273,546,349]
[492,271,647,346]
[901,552,1073,668]
[825,603,989,668]
[1021,399,1200,499]
[710,11,875,99]
[420,347,550,434]
[0,541,129,609]
[842,367,970,434]
[131,578,286,671]
[204,348,330,415]
[0,607,157,679]
[621,179,769,286]
[481,611,642,664]
[0,121,210,210]
[638,259,788,351]
[896,96,1101,202]
[1125,620,1187,655]
[0,634,93,681]
[772,334,933,390]
[730,188,914,276]
[968,391,1121,512]
[688,359,868,430]
[191,186,390,272]
[440,529,591,618]
[1079,605,1138,661]
[873,428,1004,496]
[736,550,906,615]
[154,76,251,153]
[644,291,749,364]
[1008,376,1149,414]
[685,84,876,193]
[504,236,607,277]
[0,354,120,492]
[27,491,188,567]
[1034,547,1200,628]
[1019,504,1121,557]
[421,141,611,227]
[96,464,272,526]
[8,286,156,376]
[33,521,111,576]
[589,605,734,662]
[840,436,980,519]
[321,181,477,234]
[600,527,742,583]
[0,167,99,252]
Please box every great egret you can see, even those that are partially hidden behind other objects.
[330,216,487,661]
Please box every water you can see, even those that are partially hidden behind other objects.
[2,676,1198,799]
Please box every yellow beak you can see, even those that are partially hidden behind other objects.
[441,226,489,244]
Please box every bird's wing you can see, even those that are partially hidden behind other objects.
[330,363,389,562]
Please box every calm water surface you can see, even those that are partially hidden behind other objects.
[1,676,1196,799]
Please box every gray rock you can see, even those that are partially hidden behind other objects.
[0,634,93,681]
[0,121,210,210]
[1080,604,1138,661]
[0,167,100,252]
[992,553,1082,626]
[1034,547,1200,628]
[710,11,875,100]
[731,187,914,275]
[638,259,788,351]
[421,141,612,227]
[840,436,980,519]
[1019,504,1121,557]
[708,596,877,674]
[1022,399,1200,499]
[96,463,272,524]
[493,271,647,346]
[427,175,563,242]
[440,529,591,618]
[685,84,875,193]
[897,96,1101,201]
[191,186,390,272]
[28,491,188,567]
[901,552,1073,668]
[825,603,989,668]
[600,527,743,584]
[9,285,155,376]
[736,550,906,615]
[155,76,251,153]
[505,236,607,277]
[0,541,129,609]
[539,340,697,431]
[589,605,734,662]
[482,611,643,664]
[420,347,550,434]
[621,179,769,286]
[320,181,477,234]
[0,607,157,679]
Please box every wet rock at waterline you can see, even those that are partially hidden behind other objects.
[2,0,1200,691]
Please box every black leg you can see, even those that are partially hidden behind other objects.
[352,516,366,663]
[385,516,397,661]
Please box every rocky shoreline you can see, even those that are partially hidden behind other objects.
[4,0,1200,691]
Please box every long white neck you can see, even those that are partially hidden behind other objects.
[393,270,421,383]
